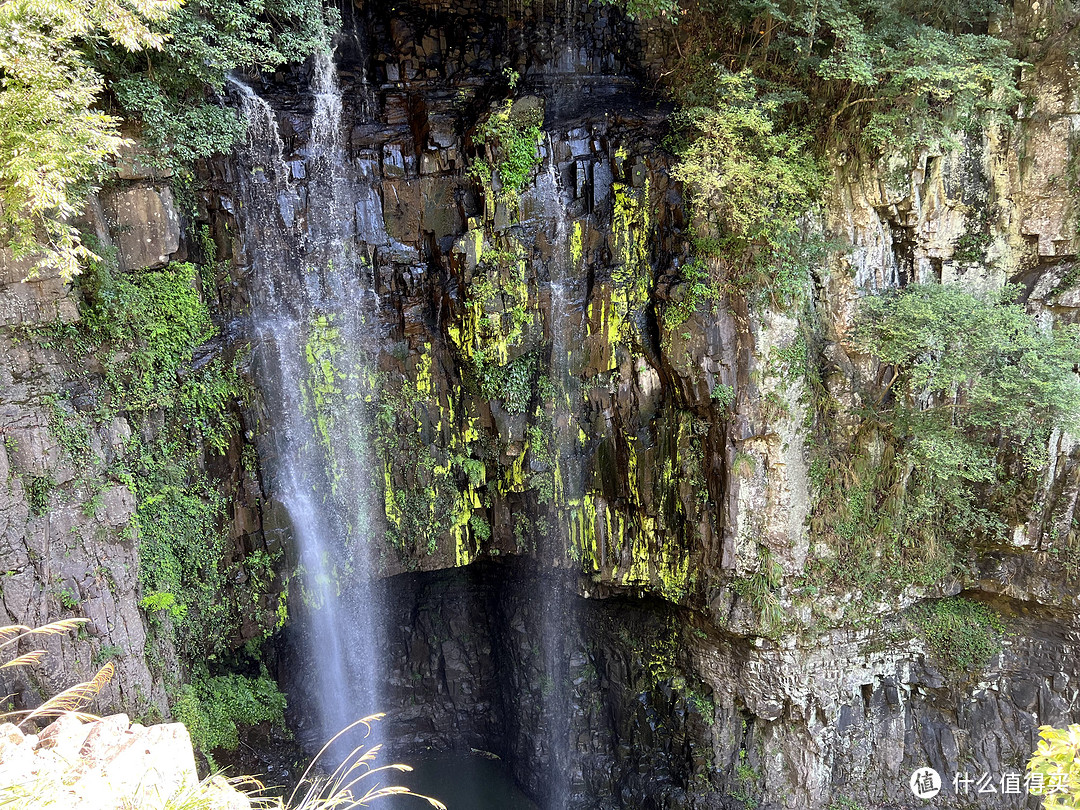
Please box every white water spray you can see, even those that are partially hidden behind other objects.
[540,133,579,810]
[230,56,384,759]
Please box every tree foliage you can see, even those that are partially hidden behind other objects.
[0,0,180,279]
[845,282,1080,546]
[0,0,333,280]
[1028,725,1080,808]
[671,68,823,250]
[96,0,338,174]
[808,283,1080,591]
[854,283,1080,454]
[621,0,1020,154]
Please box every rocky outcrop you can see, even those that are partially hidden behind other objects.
[0,713,249,809]
[100,186,182,273]
[0,149,268,725]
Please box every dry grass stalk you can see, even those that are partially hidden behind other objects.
[0,622,445,809]
[282,714,447,810]
[0,618,113,727]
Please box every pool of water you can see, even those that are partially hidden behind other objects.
[383,754,539,810]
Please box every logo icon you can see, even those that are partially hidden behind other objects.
[909,767,942,799]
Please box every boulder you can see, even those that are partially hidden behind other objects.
[0,714,250,809]
[101,185,181,272]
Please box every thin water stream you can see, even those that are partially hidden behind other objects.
[538,135,578,810]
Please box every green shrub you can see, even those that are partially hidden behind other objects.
[672,69,824,253]
[1027,724,1080,809]
[664,257,721,328]
[472,352,537,415]
[687,689,715,726]
[173,669,287,755]
[731,549,784,633]
[24,475,56,517]
[472,100,543,197]
[909,597,1004,671]
[469,514,492,541]
[139,590,177,612]
[710,383,735,409]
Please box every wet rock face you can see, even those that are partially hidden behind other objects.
[211,0,727,610]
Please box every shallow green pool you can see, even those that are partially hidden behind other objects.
[384,754,539,810]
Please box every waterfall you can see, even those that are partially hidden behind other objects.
[230,53,384,760]
[540,135,577,810]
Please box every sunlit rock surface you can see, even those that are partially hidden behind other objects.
[0,714,248,809]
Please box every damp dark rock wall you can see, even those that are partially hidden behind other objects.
[374,564,716,810]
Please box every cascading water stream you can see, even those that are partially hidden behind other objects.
[540,135,579,810]
[230,53,384,760]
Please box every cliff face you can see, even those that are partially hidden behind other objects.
[0,197,172,719]
[2,0,1080,808]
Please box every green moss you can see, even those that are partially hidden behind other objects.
[449,238,538,414]
[373,347,484,565]
[610,180,654,342]
[568,493,599,571]
[300,314,347,490]
[570,220,584,267]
